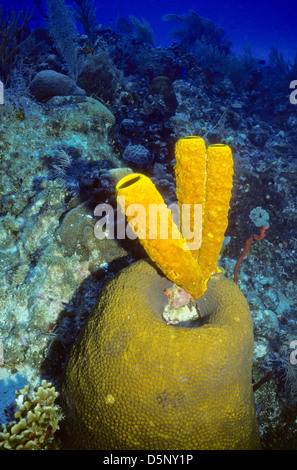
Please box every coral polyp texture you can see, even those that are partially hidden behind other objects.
[61,136,260,450]
[62,260,260,449]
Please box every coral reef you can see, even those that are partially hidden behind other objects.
[0,87,128,437]
[0,1,297,449]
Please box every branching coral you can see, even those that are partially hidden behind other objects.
[162,9,231,52]
[0,380,63,450]
[0,6,34,75]
[47,0,81,81]
[73,0,97,44]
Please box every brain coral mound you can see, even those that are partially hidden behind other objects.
[61,259,261,450]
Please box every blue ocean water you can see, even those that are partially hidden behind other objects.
[0,0,297,451]
[5,0,297,60]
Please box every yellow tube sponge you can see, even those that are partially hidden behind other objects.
[174,136,207,258]
[115,137,233,300]
[175,138,233,278]
[198,144,233,277]
[116,173,205,298]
